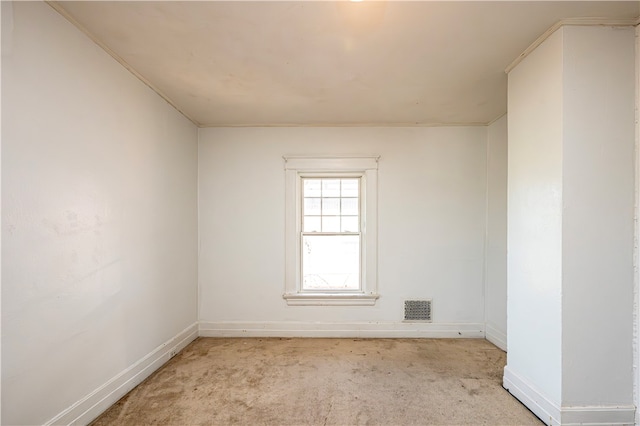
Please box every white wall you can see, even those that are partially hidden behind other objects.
[1,3,4,423]
[485,114,508,351]
[561,25,635,407]
[506,29,564,409]
[505,25,636,424]
[1,2,198,424]
[633,21,640,425]
[198,126,488,336]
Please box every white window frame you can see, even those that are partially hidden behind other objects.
[283,155,379,306]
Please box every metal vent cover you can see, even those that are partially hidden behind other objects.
[404,299,432,322]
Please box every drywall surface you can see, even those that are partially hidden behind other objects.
[506,29,564,406]
[0,3,4,424]
[636,23,640,426]
[485,115,507,350]
[198,126,487,333]
[2,2,198,425]
[506,25,636,420]
[561,25,635,406]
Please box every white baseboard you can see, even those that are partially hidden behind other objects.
[485,322,507,351]
[503,365,561,425]
[560,405,636,426]
[198,321,485,338]
[44,322,199,426]
[503,366,635,426]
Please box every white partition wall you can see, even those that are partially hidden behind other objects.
[505,25,636,425]
[505,28,564,414]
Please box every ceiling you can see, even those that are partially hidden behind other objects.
[54,1,639,127]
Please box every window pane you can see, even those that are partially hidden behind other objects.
[341,198,358,215]
[341,179,359,197]
[304,179,321,197]
[303,216,321,232]
[304,198,321,215]
[322,179,341,197]
[341,216,359,232]
[322,216,340,232]
[322,198,340,215]
[302,235,360,290]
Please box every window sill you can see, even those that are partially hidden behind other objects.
[283,293,379,306]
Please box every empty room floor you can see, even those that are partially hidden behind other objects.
[91,338,542,425]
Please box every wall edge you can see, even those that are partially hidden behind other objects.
[485,323,507,351]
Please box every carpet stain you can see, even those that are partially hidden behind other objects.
[90,338,543,426]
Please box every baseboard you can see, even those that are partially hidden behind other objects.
[44,322,199,426]
[503,365,561,425]
[485,323,507,351]
[503,366,635,426]
[198,321,484,338]
[559,405,635,426]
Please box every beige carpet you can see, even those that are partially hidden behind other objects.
[91,337,542,425]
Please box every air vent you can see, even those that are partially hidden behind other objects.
[404,299,432,322]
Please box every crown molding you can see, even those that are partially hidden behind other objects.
[505,17,639,74]
[486,112,507,126]
[198,121,489,128]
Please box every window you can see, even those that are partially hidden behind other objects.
[302,178,360,290]
[283,156,379,306]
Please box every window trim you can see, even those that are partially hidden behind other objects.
[283,156,380,306]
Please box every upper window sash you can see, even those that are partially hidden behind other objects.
[301,177,361,235]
